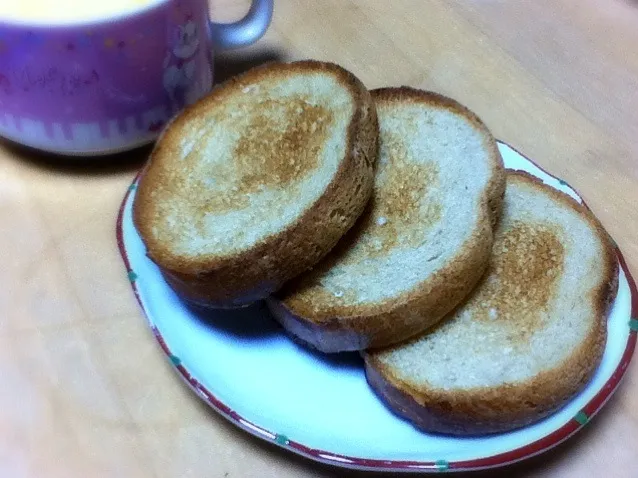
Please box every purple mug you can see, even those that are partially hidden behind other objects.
[0,0,273,155]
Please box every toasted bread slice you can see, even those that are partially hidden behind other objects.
[365,171,619,436]
[133,61,378,308]
[268,88,505,352]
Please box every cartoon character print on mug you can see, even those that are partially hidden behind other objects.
[163,4,212,113]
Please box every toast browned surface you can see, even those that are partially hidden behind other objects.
[133,60,378,308]
[268,88,505,351]
[365,171,619,436]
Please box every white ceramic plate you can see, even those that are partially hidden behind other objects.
[117,142,637,473]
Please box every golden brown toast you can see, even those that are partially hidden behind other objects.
[133,60,378,308]
[268,88,505,351]
[365,171,619,436]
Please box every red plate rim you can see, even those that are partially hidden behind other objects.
[115,141,637,472]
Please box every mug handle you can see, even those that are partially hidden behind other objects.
[210,0,274,50]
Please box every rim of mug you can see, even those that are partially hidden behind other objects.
[0,0,171,28]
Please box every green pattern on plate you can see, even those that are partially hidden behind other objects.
[275,434,289,445]
[127,271,138,282]
[609,236,618,249]
[557,178,568,187]
[574,411,589,426]
[629,318,638,332]
[129,183,137,191]
[169,355,181,367]
[435,460,449,471]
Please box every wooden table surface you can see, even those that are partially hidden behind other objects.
[2,0,638,476]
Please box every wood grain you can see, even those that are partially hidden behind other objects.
[2,0,638,476]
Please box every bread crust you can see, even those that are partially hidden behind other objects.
[133,60,379,308]
[364,172,619,436]
[268,88,506,351]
